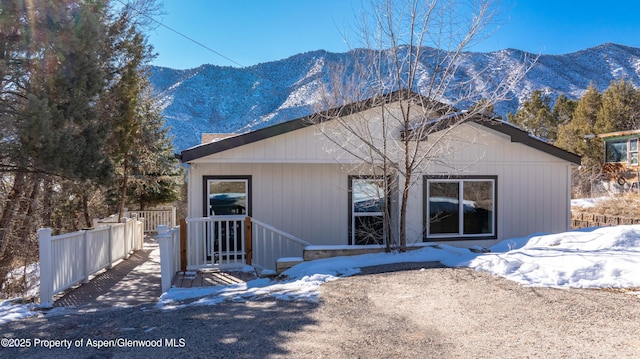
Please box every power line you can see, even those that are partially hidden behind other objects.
[114,0,246,68]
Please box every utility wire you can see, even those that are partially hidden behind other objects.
[114,0,246,68]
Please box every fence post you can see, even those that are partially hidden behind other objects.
[180,219,187,272]
[138,219,145,250]
[38,228,54,308]
[157,225,173,293]
[83,230,90,283]
[245,216,252,266]
[122,217,129,259]
[107,224,114,269]
[171,207,177,228]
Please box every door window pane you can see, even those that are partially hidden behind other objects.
[208,180,247,216]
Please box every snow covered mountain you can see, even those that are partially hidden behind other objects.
[149,43,640,151]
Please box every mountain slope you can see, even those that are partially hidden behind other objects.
[149,43,640,151]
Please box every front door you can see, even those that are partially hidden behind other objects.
[203,176,252,264]
[207,178,250,216]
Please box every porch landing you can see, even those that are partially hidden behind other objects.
[171,270,257,288]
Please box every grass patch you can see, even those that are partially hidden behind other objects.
[573,193,640,218]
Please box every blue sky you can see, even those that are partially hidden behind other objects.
[147,1,640,69]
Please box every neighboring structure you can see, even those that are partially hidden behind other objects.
[177,91,581,256]
[598,129,640,191]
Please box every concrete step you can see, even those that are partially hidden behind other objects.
[276,257,304,274]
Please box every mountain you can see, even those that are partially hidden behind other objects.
[149,43,640,152]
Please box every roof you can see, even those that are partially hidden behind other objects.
[178,90,581,165]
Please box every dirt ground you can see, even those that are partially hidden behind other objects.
[2,267,639,358]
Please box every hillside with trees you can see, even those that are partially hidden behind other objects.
[0,0,181,296]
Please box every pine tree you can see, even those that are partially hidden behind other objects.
[507,90,558,141]
[0,0,114,292]
[111,84,182,210]
[595,78,640,133]
[553,94,577,126]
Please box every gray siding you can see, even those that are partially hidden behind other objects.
[189,121,572,248]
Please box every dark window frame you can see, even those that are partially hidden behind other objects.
[202,175,252,217]
[348,175,388,245]
[423,175,498,241]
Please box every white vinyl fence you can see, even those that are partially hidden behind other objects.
[93,207,176,233]
[157,224,181,292]
[250,218,311,273]
[185,216,247,270]
[156,216,312,290]
[38,218,144,308]
[183,216,310,273]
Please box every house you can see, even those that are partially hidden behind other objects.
[176,91,580,272]
[597,129,640,191]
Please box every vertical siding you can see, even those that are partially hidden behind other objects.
[190,162,350,245]
[189,122,574,248]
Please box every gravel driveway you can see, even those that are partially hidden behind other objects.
[2,267,639,358]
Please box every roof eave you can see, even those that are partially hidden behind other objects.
[472,118,582,165]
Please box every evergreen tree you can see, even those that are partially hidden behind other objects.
[507,90,558,141]
[555,84,603,196]
[553,94,577,126]
[595,78,640,133]
[108,84,182,210]
[556,84,601,159]
[0,0,114,291]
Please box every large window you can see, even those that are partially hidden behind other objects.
[605,137,639,165]
[605,140,628,163]
[349,177,386,245]
[424,176,496,240]
[203,176,251,216]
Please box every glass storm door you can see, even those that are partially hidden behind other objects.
[207,179,249,216]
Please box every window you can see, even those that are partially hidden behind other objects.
[630,139,638,165]
[605,140,628,163]
[203,176,251,216]
[424,176,496,240]
[604,137,640,165]
[349,177,386,245]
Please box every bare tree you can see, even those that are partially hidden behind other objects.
[313,0,531,251]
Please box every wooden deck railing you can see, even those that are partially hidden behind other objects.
[38,218,144,308]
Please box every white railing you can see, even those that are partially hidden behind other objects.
[93,207,176,233]
[38,218,144,308]
[127,208,177,233]
[185,216,247,270]
[250,218,311,274]
[157,224,181,292]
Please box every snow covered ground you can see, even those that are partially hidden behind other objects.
[156,225,640,309]
[571,196,610,208]
[2,225,639,324]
